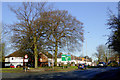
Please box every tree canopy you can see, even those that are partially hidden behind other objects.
[107,8,120,65]
[107,14,120,53]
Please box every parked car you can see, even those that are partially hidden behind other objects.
[10,64,15,68]
[16,65,22,68]
[78,64,86,69]
[97,62,107,67]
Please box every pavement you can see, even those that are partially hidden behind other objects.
[1,67,120,80]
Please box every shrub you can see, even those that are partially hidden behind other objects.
[108,61,118,67]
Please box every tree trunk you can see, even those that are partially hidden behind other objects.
[98,57,100,63]
[34,36,38,68]
[54,41,58,66]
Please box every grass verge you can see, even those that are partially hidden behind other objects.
[1,66,78,73]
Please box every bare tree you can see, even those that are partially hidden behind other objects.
[9,2,50,68]
[94,45,109,63]
[8,2,84,67]
[40,10,84,66]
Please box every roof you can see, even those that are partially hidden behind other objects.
[45,53,53,58]
[40,52,53,58]
[5,50,28,58]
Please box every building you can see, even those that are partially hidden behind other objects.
[57,53,92,66]
[5,50,53,68]
[5,50,26,68]
[38,52,53,67]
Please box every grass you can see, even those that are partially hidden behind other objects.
[1,66,78,73]
[53,66,78,71]
[0,68,24,73]
[2,68,23,70]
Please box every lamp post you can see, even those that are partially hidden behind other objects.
[85,32,90,66]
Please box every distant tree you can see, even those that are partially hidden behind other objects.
[84,56,92,62]
[40,10,84,66]
[94,45,109,63]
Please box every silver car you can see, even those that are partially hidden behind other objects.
[98,62,107,67]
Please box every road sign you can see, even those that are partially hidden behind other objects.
[67,55,71,61]
[24,59,28,62]
[62,54,67,61]
[61,54,71,61]
[25,54,28,59]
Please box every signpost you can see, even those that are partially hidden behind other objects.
[61,54,71,68]
[24,54,28,72]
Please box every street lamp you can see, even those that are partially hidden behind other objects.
[85,32,90,66]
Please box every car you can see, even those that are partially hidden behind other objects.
[16,65,22,68]
[78,64,86,69]
[10,64,15,68]
[97,62,107,67]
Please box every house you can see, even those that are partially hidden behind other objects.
[5,50,27,68]
[5,50,53,68]
[38,52,53,67]
[54,53,93,66]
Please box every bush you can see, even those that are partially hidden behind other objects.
[108,61,118,67]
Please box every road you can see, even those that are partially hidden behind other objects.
[2,67,120,80]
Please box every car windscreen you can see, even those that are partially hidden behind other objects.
[79,64,82,66]
[99,62,103,64]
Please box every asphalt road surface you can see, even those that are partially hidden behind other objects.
[2,67,120,80]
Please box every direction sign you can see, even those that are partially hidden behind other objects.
[67,55,71,61]
[61,54,71,61]
[62,54,67,61]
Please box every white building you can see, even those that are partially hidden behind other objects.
[5,50,26,68]
[5,57,23,68]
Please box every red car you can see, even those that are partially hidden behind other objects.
[10,65,15,68]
